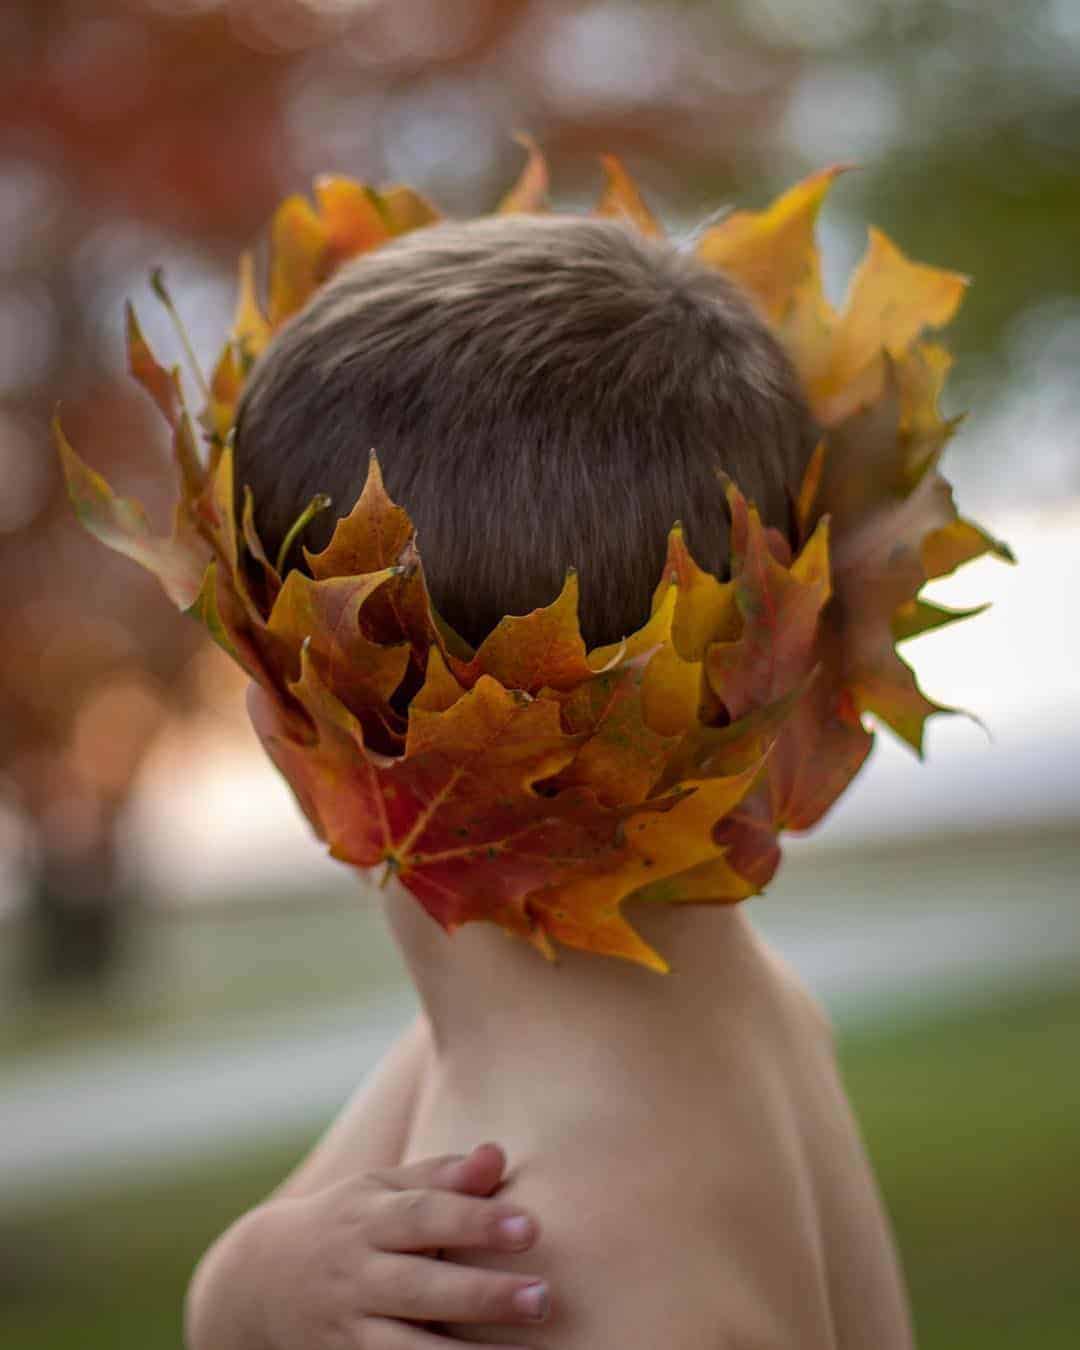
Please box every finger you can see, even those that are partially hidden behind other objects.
[369,1188,538,1254]
[362,1317,531,1350]
[370,1142,507,1197]
[447,1141,508,1196]
[365,1252,549,1326]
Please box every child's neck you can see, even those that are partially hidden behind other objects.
[381,879,776,1069]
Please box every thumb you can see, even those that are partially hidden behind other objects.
[371,1142,507,1196]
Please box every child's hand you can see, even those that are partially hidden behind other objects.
[256,1141,549,1349]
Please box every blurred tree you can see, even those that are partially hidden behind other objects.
[0,0,299,989]
[727,0,1080,496]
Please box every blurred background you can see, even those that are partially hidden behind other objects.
[1,1,1077,1346]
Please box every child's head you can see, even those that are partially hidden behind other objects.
[235,212,815,650]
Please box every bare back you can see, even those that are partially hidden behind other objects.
[390,887,914,1349]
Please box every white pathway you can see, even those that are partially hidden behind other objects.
[0,993,416,1207]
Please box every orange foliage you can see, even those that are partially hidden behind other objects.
[56,152,1013,970]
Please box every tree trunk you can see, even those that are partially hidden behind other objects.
[22,823,133,994]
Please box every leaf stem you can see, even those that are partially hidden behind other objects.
[151,267,211,404]
[275,493,332,574]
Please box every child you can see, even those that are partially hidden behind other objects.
[61,159,1003,1347]
[183,211,916,1347]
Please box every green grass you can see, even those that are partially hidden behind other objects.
[3,978,1078,1349]
[0,1136,309,1350]
[843,981,1080,1348]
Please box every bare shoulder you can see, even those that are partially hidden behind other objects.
[748,941,917,1348]
[745,927,836,1048]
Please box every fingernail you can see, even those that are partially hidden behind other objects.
[513,1281,548,1320]
[497,1214,534,1248]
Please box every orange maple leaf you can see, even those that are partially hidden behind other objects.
[53,147,1014,970]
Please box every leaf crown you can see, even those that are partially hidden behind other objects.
[55,147,1014,972]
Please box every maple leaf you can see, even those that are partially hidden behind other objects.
[667,481,839,889]
[268,178,440,328]
[549,659,681,807]
[498,133,550,214]
[375,184,442,236]
[696,164,846,327]
[754,673,873,829]
[314,175,394,267]
[831,501,954,750]
[696,166,968,428]
[691,672,871,901]
[639,637,703,739]
[202,341,243,445]
[527,763,769,972]
[197,256,272,438]
[412,645,467,714]
[306,452,449,663]
[656,670,819,792]
[247,602,779,970]
[231,252,272,367]
[585,582,703,738]
[648,524,740,662]
[267,568,410,734]
[240,485,282,605]
[922,516,1015,579]
[812,370,980,754]
[451,570,593,694]
[267,194,328,326]
[54,414,209,610]
[250,652,588,946]
[892,598,990,643]
[594,154,663,238]
[819,228,968,423]
[125,302,183,428]
[55,154,1015,973]
[186,558,278,693]
[705,482,831,722]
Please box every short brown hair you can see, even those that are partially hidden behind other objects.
[235,213,815,650]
